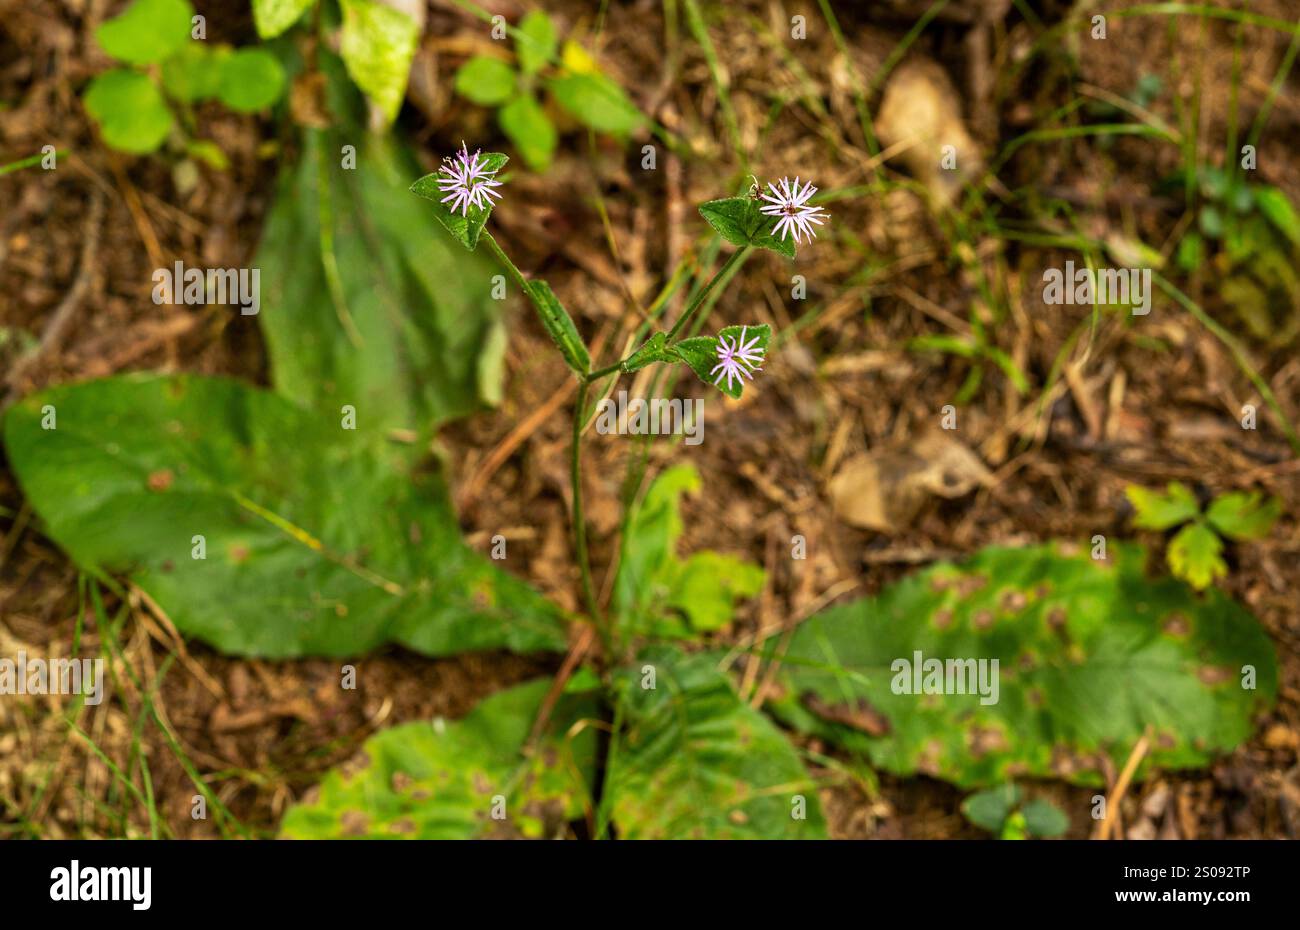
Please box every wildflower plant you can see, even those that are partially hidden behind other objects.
[411,147,801,641]
[1126,482,1281,589]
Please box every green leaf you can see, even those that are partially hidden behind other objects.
[620,332,675,372]
[606,646,827,838]
[767,542,1277,788]
[1199,204,1225,240]
[3,374,569,658]
[1126,482,1200,531]
[547,72,644,136]
[160,43,221,103]
[698,196,796,258]
[523,279,589,374]
[280,678,596,838]
[1254,186,1300,249]
[216,48,286,113]
[1205,491,1282,542]
[671,323,771,400]
[1167,521,1227,590]
[516,10,557,76]
[1000,810,1029,840]
[252,0,315,38]
[338,0,419,124]
[614,465,764,639]
[257,129,508,447]
[83,69,174,154]
[961,784,1020,833]
[410,152,509,252]
[499,94,556,171]
[1021,798,1069,838]
[185,138,228,170]
[96,0,192,65]
[454,56,518,107]
[1175,231,1204,271]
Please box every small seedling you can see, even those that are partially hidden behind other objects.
[1170,165,1300,345]
[961,784,1069,840]
[453,11,645,170]
[1127,482,1281,590]
[84,0,285,158]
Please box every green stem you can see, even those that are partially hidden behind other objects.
[570,379,608,652]
[482,231,530,292]
[665,246,750,343]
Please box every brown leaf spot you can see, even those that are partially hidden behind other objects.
[955,573,988,598]
[147,469,174,492]
[339,751,371,782]
[1046,606,1068,630]
[728,809,749,826]
[390,818,416,836]
[391,771,414,793]
[1198,665,1232,687]
[340,810,369,836]
[1162,613,1190,637]
[801,692,891,736]
[1000,590,1027,613]
[933,608,954,630]
[228,544,250,564]
[967,725,1008,758]
[972,609,994,630]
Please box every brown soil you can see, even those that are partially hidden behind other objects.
[1,0,1297,839]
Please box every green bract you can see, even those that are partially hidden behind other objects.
[410,152,509,250]
[673,323,772,399]
[699,196,796,258]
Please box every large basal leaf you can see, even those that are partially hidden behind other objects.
[605,646,827,838]
[337,0,420,125]
[614,465,763,640]
[256,127,506,450]
[3,374,568,659]
[280,678,596,838]
[252,0,316,39]
[767,542,1277,788]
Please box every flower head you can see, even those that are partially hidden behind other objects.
[711,326,765,391]
[758,176,827,245]
[437,142,504,216]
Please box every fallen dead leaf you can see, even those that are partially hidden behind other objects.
[826,431,993,533]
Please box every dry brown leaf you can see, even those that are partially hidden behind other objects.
[826,431,993,533]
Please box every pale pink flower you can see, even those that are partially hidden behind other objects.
[711,326,765,391]
[437,142,504,216]
[759,176,827,244]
